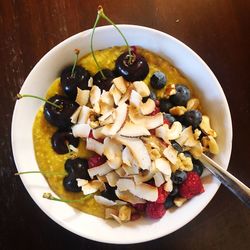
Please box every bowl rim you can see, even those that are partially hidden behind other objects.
[11,24,232,244]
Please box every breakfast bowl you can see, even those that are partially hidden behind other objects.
[11,24,232,244]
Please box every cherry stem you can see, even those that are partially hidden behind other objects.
[43,192,93,203]
[15,170,65,177]
[98,6,132,64]
[17,94,62,109]
[91,11,106,79]
[71,49,80,77]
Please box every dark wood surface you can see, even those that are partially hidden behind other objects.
[0,0,249,249]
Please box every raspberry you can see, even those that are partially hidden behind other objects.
[163,118,170,126]
[149,129,156,135]
[156,185,168,203]
[155,99,160,107]
[133,203,146,212]
[87,154,106,168]
[146,202,166,219]
[179,171,204,199]
[88,131,104,143]
[150,106,160,116]
[131,212,141,221]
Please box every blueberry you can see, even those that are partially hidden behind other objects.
[169,84,190,106]
[100,184,118,201]
[63,158,90,192]
[150,71,167,89]
[170,185,179,197]
[192,159,204,176]
[171,170,187,185]
[183,110,202,129]
[164,196,174,209]
[171,141,183,153]
[163,113,176,125]
[142,91,156,103]
[159,98,174,113]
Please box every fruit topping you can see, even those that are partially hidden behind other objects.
[51,129,79,154]
[88,154,107,168]
[179,171,204,199]
[169,84,190,106]
[61,50,91,99]
[164,196,174,209]
[150,71,167,89]
[159,98,174,113]
[63,158,90,192]
[171,170,187,185]
[115,51,149,82]
[146,202,166,219]
[192,159,204,176]
[44,95,79,128]
[183,110,202,129]
[93,69,115,91]
[156,185,168,203]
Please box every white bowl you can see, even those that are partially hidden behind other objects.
[11,25,232,244]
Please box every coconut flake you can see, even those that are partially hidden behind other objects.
[153,172,165,187]
[71,123,91,138]
[154,158,172,175]
[118,122,150,137]
[76,88,90,106]
[87,162,112,179]
[70,106,82,124]
[113,76,127,94]
[86,138,104,155]
[133,81,150,97]
[129,90,142,107]
[139,98,156,115]
[78,106,92,124]
[163,145,178,165]
[106,171,119,187]
[115,190,146,204]
[94,195,117,206]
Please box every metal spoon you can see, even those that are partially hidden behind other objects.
[200,153,250,208]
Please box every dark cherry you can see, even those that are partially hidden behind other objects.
[100,183,118,201]
[63,158,90,192]
[44,94,78,129]
[51,129,79,154]
[115,51,149,82]
[93,68,115,91]
[60,65,91,100]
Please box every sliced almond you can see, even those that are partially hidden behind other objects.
[139,98,156,115]
[87,162,112,179]
[133,81,150,97]
[113,76,127,94]
[86,138,104,156]
[114,135,151,170]
[71,123,91,138]
[76,88,90,106]
[118,122,150,137]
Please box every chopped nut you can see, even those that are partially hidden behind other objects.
[174,197,187,207]
[119,206,132,221]
[105,208,118,219]
[178,153,193,171]
[169,106,187,116]
[164,176,173,192]
[165,84,177,97]
[189,142,203,159]
[199,116,217,137]
[201,136,219,154]
[187,98,200,110]
[194,128,202,140]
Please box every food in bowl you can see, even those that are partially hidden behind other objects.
[17,7,219,224]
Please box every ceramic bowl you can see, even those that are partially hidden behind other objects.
[11,25,232,244]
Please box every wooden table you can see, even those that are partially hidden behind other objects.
[0,0,249,249]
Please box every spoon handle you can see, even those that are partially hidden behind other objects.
[201,153,250,208]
